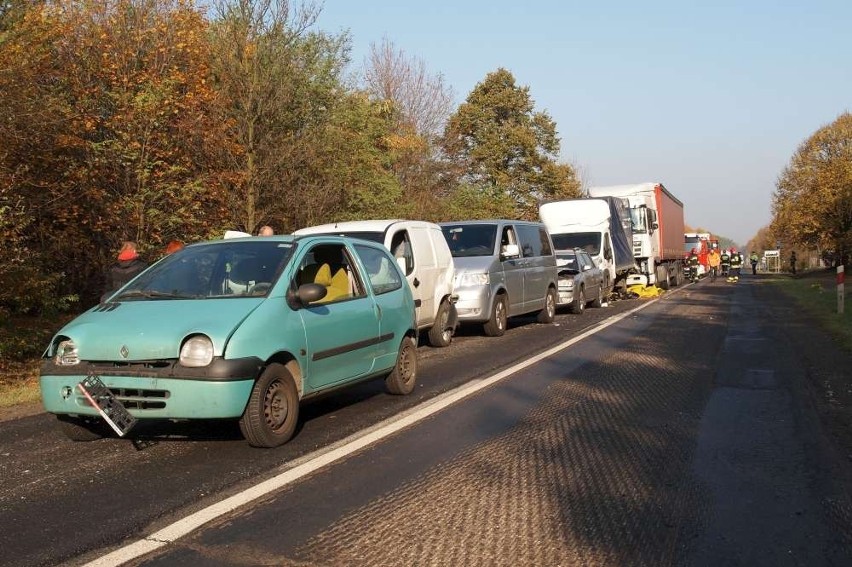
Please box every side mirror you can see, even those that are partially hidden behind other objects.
[501,243,520,259]
[651,222,659,230]
[289,283,327,308]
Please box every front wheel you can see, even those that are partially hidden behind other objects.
[239,363,299,448]
[570,286,586,314]
[483,295,508,336]
[385,338,417,395]
[536,287,557,323]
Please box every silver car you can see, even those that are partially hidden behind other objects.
[556,248,605,314]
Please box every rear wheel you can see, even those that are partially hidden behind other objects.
[239,363,299,448]
[570,286,586,314]
[483,295,508,336]
[427,300,453,347]
[385,338,417,395]
[536,287,557,323]
[57,414,108,441]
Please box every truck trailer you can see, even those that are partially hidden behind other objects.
[539,197,634,294]
[588,182,686,288]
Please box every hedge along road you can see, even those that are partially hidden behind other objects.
[0,289,649,567]
[92,277,852,566]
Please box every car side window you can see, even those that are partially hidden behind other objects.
[516,224,543,257]
[355,244,403,295]
[294,243,365,303]
[501,226,518,255]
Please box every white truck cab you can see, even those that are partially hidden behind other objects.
[294,220,458,347]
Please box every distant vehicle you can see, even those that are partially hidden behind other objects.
[589,183,686,288]
[440,220,558,337]
[684,232,711,276]
[539,197,633,295]
[555,248,606,314]
[39,235,418,448]
[295,219,457,347]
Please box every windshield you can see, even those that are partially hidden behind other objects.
[630,207,647,234]
[684,237,701,254]
[551,232,600,256]
[113,241,294,301]
[442,224,497,257]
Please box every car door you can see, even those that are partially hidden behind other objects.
[499,224,525,315]
[296,242,381,391]
[389,227,426,325]
[516,223,548,312]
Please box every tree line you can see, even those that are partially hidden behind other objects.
[0,0,581,312]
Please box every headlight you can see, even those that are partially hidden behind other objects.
[180,336,214,367]
[54,340,79,366]
[560,278,574,290]
[458,273,489,287]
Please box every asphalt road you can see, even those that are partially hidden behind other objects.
[4,277,852,566]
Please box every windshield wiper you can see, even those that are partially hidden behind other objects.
[113,290,197,300]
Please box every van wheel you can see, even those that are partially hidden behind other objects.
[427,300,453,347]
[239,363,299,448]
[386,338,417,395]
[483,295,508,337]
[570,287,586,314]
[590,285,604,308]
[57,414,108,441]
[537,287,557,323]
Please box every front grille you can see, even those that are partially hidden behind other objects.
[75,388,170,411]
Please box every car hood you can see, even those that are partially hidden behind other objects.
[54,299,264,361]
[451,256,496,275]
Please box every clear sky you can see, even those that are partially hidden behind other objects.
[314,0,851,246]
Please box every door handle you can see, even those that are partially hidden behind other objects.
[413,277,420,287]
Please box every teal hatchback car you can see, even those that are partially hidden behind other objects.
[39,235,418,447]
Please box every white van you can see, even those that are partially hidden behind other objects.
[294,220,458,347]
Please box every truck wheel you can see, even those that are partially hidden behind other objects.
[537,287,557,323]
[239,363,299,448]
[427,300,453,347]
[590,285,604,308]
[385,337,417,395]
[570,286,586,314]
[57,414,108,442]
[483,295,508,336]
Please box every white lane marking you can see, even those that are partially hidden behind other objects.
[85,297,659,566]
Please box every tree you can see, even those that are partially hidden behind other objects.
[772,112,852,264]
[362,38,456,220]
[441,68,581,220]
[208,0,352,233]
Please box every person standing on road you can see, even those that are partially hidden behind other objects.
[750,251,759,275]
[790,251,797,275]
[708,248,721,282]
[720,248,731,277]
[730,248,743,277]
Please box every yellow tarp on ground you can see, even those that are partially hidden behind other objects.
[627,284,665,298]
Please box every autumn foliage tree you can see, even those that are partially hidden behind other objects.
[441,68,581,220]
[773,112,852,265]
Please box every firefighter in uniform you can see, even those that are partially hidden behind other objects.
[728,248,742,282]
[720,248,731,277]
[686,248,700,283]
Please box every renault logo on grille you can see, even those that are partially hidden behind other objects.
[120,345,129,359]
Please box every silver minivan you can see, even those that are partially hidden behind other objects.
[439,220,558,337]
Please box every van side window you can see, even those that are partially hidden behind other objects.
[538,227,553,256]
[516,224,546,257]
[390,231,414,276]
[501,226,518,255]
[354,244,403,295]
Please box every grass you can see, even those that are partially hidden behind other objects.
[764,268,852,352]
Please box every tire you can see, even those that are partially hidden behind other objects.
[536,287,557,323]
[427,300,453,347]
[483,294,508,337]
[57,414,108,441]
[590,284,604,308]
[570,286,586,314]
[385,337,417,395]
[239,363,299,448]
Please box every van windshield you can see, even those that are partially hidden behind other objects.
[112,241,293,300]
[551,232,599,255]
[442,224,497,257]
